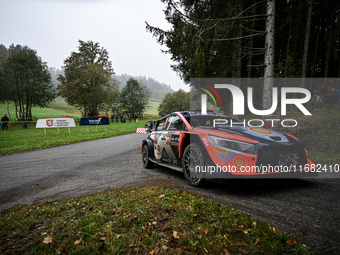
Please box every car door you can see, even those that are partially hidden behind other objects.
[150,116,170,161]
[160,114,185,166]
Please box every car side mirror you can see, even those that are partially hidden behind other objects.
[144,121,155,133]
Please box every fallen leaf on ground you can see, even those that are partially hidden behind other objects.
[204,228,208,236]
[74,238,82,245]
[269,226,276,233]
[173,230,180,239]
[159,194,165,198]
[162,245,168,250]
[254,238,260,246]
[43,236,52,244]
[287,240,298,247]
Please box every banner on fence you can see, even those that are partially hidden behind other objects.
[79,117,110,126]
[36,118,76,128]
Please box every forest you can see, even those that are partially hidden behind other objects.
[146,0,340,82]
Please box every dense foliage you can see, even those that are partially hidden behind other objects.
[0,45,55,120]
[158,89,190,117]
[116,77,151,117]
[146,0,340,81]
[57,40,118,117]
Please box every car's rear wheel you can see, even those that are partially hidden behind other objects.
[183,143,205,187]
[142,144,154,168]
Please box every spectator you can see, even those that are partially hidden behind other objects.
[115,113,119,122]
[111,114,114,123]
[311,94,328,109]
[1,114,9,130]
[320,84,329,104]
[330,87,340,107]
[128,114,132,122]
[120,114,123,122]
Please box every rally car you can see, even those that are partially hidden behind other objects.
[141,111,315,187]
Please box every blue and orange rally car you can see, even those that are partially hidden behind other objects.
[141,111,315,187]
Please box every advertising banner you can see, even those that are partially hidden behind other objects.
[36,118,76,128]
[79,117,110,126]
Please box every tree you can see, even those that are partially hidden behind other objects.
[57,40,117,117]
[120,78,151,117]
[0,46,55,120]
[0,44,9,67]
[263,0,275,110]
[301,0,314,85]
[158,89,190,117]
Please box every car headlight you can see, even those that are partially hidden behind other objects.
[208,135,254,152]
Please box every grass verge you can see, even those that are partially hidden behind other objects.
[0,120,153,155]
[0,187,312,254]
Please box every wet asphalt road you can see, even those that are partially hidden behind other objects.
[0,133,339,254]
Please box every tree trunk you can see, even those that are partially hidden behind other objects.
[301,0,314,82]
[232,2,243,79]
[248,3,256,79]
[293,0,302,60]
[324,6,335,78]
[263,0,275,110]
[311,18,321,78]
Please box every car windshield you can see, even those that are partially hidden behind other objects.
[184,115,243,127]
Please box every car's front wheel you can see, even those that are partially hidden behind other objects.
[183,143,205,187]
[142,144,154,168]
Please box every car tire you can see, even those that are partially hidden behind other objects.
[142,144,154,168]
[183,143,205,187]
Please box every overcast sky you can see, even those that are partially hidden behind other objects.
[1,0,189,91]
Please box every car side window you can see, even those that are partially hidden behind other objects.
[157,117,169,131]
[167,115,184,131]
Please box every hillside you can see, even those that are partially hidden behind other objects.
[48,69,174,101]
[113,74,174,101]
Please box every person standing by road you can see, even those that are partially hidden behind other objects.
[330,87,340,107]
[1,114,9,130]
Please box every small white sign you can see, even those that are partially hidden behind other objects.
[36,118,76,128]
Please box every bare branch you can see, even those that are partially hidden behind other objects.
[211,32,264,42]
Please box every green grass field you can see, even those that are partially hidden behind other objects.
[146,101,160,115]
[0,98,160,120]
[0,98,160,155]
[0,98,83,120]
[0,120,154,155]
